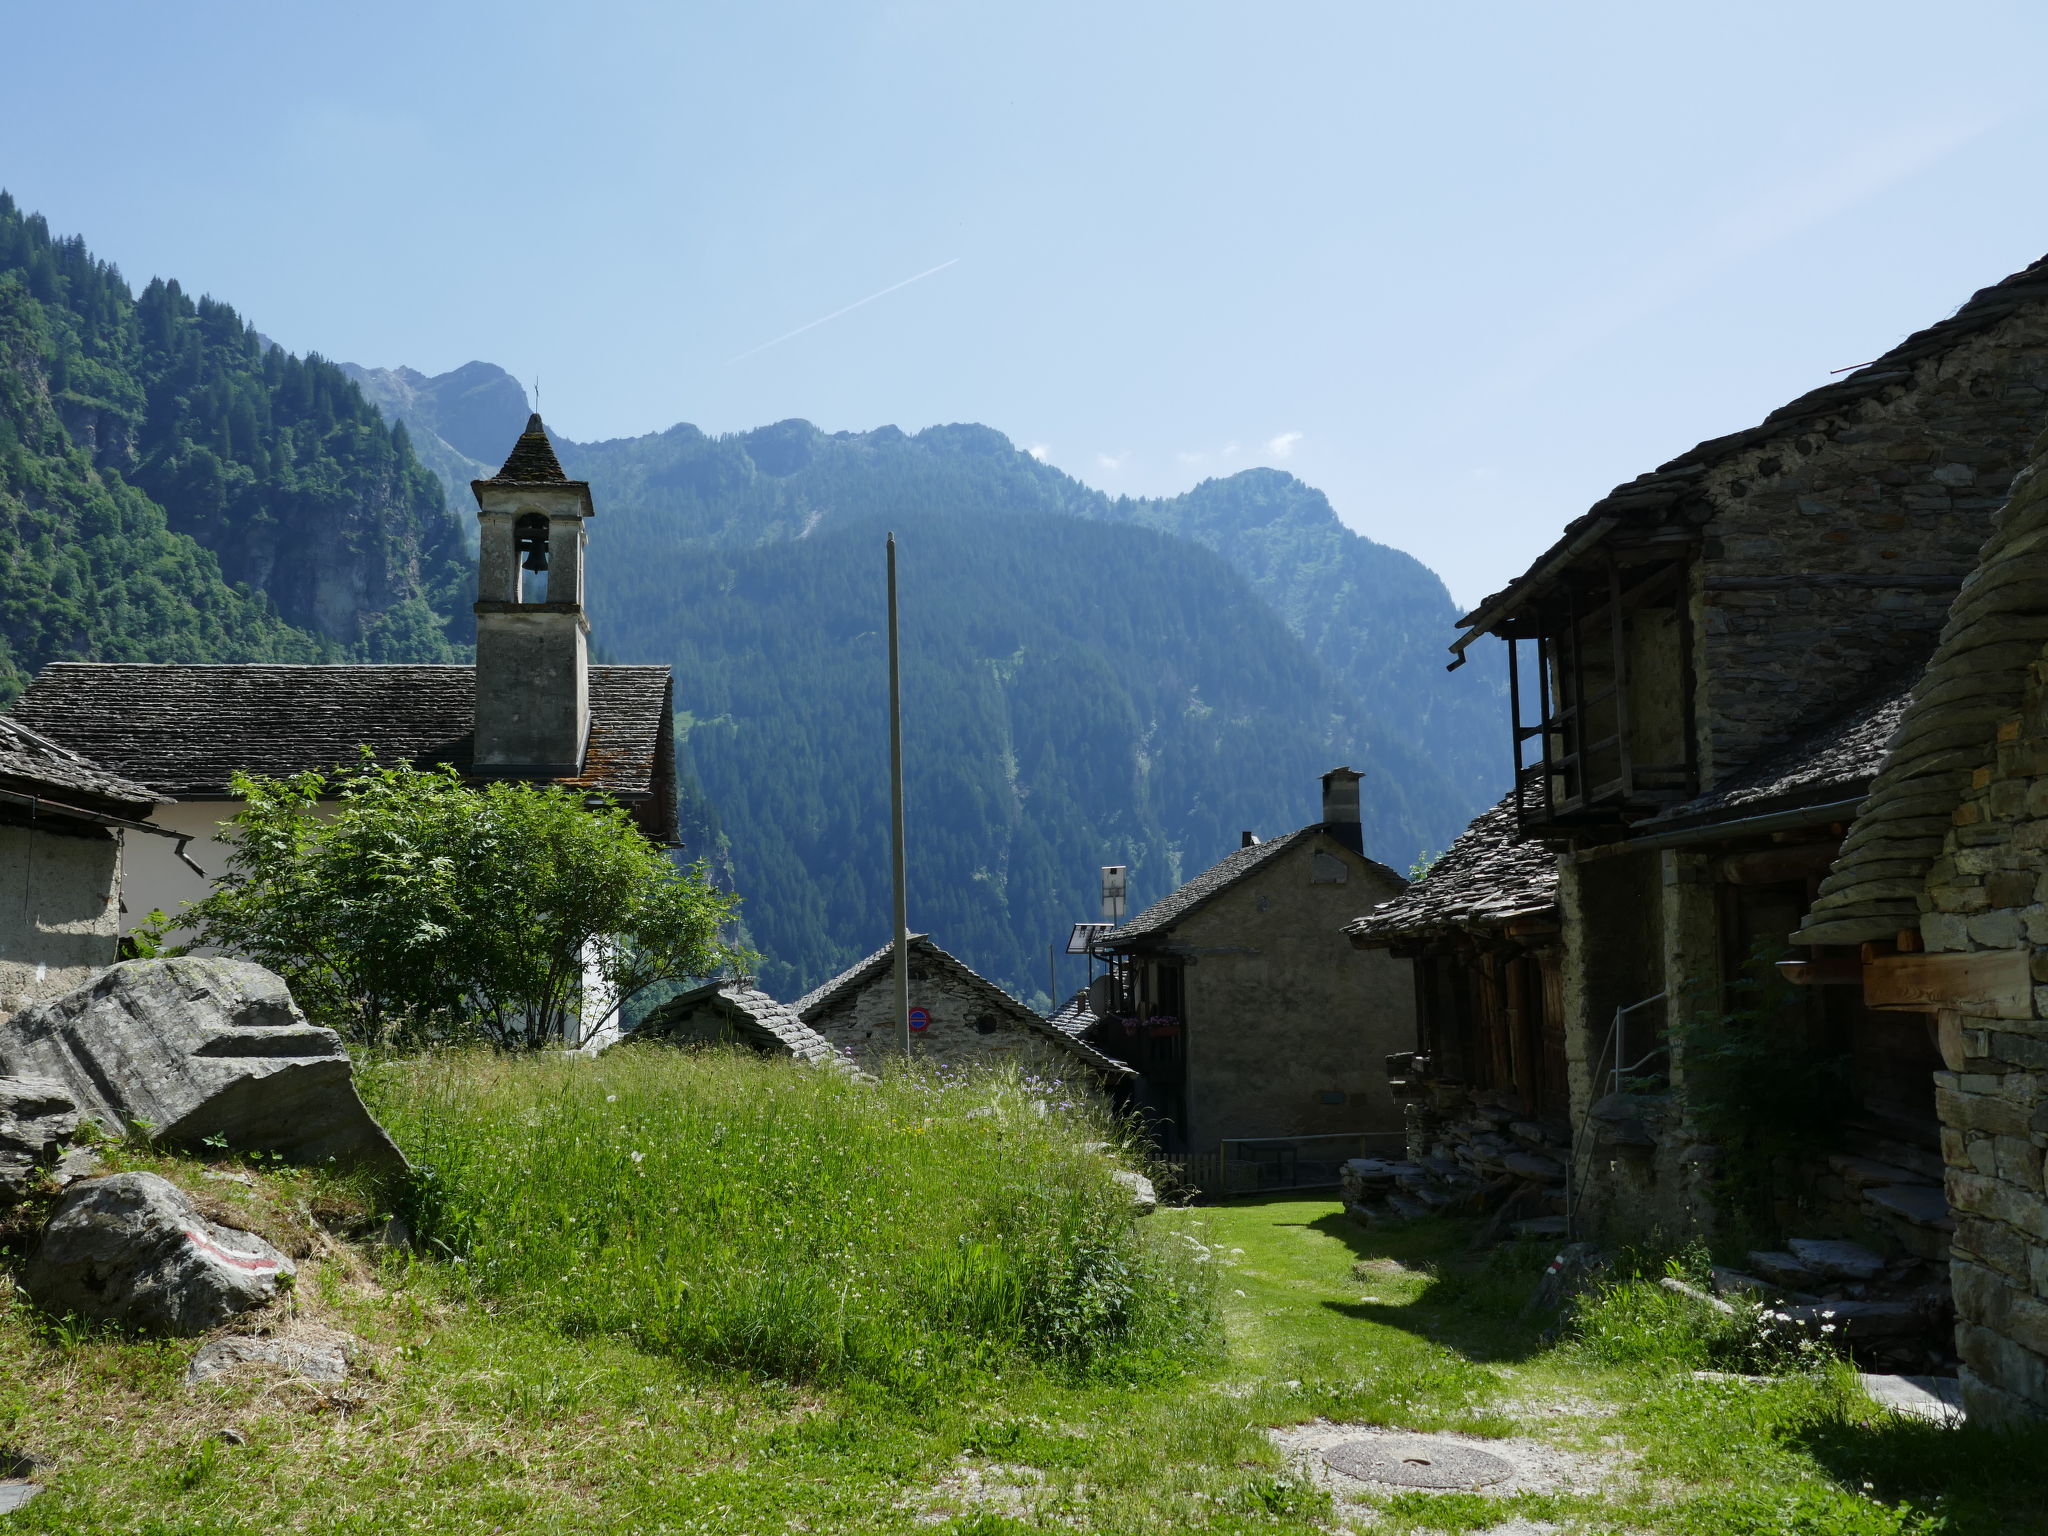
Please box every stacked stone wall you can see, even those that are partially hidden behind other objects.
[1914,651,2048,1421]
[1693,313,2048,787]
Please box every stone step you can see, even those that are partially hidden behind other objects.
[1858,1373,1964,1423]
[1787,1237,1888,1282]
[1864,1184,1953,1231]
[1782,1300,1927,1340]
[1828,1153,1937,1194]
[1384,1192,1433,1222]
[1511,1216,1568,1240]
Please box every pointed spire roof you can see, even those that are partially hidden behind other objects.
[486,413,570,484]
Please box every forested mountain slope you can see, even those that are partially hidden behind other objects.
[647,507,1425,1000]
[0,194,470,701]
[358,363,1503,1000]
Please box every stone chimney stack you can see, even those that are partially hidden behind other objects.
[470,414,594,773]
[1320,766,1363,854]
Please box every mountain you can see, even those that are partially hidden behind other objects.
[365,366,1506,1001]
[0,193,470,702]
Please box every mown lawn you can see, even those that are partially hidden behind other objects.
[1,1055,2045,1534]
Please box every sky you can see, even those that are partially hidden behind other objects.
[6,1,2048,609]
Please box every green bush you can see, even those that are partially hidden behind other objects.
[363,1048,1212,1392]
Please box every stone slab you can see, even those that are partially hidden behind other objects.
[1859,1372,1965,1422]
[1865,1184,1954,1229]
[1787,1237,1888,1281]
[1322,1436,1515,1490]
[0,1482,38,1514]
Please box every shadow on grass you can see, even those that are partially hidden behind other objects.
[1790,1409,2048,1536]
[1256,1200,1560,1366]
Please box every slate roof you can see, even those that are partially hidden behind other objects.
[1458,252,2048,648]
[1797,432,2048,946]
[1346,793,1557,945]
[1642,674,1917,831]
[1045,986,1099,1039]
[483,412,574,485]
[795,934,1135,1079]
[638,982,849,1069]
[1102,826,1405,945]
[9,663,676,840]
[0,716,159,818]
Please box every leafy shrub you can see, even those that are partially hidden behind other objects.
[364,1048,1212,1392]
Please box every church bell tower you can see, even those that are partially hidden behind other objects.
[471,414,593,773]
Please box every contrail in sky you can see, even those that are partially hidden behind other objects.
[726,258,960,364]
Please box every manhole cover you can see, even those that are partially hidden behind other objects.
[1321,1436,1515,1489]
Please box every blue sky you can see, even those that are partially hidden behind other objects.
[6,1,2048,607]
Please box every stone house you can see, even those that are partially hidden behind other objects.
[1344,791,1566,1219]
[1088,768,1413,1180]
[1794,427,2048,1421]
[0,719,180,1016]
[1447,252,2048,1248]
[636,982,850,1070]
[9,414,679,940]
[793,933,1135,1088]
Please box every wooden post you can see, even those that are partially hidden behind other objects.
[887,533,911,1055]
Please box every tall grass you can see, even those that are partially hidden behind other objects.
[360,1047,1212,1392]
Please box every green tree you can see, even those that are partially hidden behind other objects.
[187,757,744,1050]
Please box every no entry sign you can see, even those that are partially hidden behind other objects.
[908,1006,931,1032]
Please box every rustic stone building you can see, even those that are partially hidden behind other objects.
[636,982,849,1070]
[10,414,679,936]
[1344,791,1566,1220]
[0,719,177,1017]
[794,933,1134,1088]
[1089,768,1412,1182]
[1794,425,2048,1421]
[1450,252,2048,1247]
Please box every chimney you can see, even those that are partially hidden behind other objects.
[1320,766,1363,854]
[1240,830,1259,848]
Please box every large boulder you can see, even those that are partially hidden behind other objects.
[0,958,405,1176]
[22,1171,293,1334]
[0,1075,80,1198]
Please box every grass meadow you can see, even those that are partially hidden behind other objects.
[2,1047,2047,1532]
[360,1047,1212,1388]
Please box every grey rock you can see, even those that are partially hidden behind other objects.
[1503,1150,1564,1180]
[1788,1237,1888,1281]
[0,1075,79,1197]
[21,1171,294,1335]
[1110,1169,1158,1214]
[188,1329,354,1386]
[0,959,404,1175]
[0,1481,39,1514]
[50,1146,101,1187]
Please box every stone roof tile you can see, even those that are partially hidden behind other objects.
[10,663,673,838]
[1346,793,1556,944]
[1104,826,1406,944]
[639,982,850,1069]
[484,413,573,484]
[0,716,159,816]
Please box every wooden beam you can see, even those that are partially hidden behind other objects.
[1863,949,2035,1018]
[1778,958,1864,987]
[1720,842,1841,886]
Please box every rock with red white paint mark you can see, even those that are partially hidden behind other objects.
[21,1172,293,1334]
